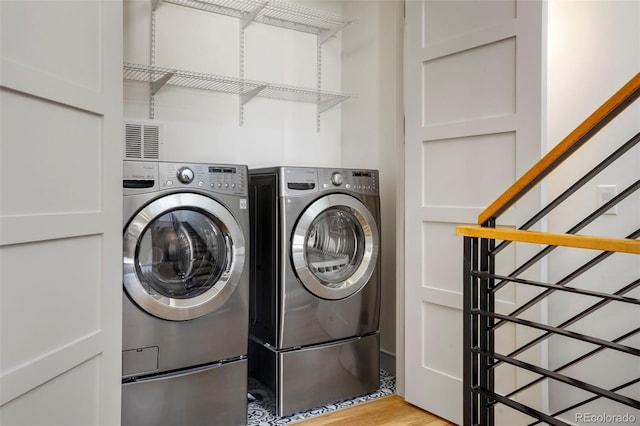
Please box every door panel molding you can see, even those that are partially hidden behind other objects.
[0,332,102,406]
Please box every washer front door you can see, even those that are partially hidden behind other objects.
[123,193,245,321]
[291,194,379,300]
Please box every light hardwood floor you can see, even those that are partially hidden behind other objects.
[294,395,457,425]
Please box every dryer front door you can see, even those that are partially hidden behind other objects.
[123,193,245,321]
[291,194,379,300]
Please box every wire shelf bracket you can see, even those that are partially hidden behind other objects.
[241,2,267,28]
[240,84,267,104]
[319,22,348,45]
[318,96,346,114]
[151,72,175,95]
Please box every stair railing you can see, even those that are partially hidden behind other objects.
[457,72,640,426]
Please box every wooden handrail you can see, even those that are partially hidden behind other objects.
[456,225,640,255]
[478,72,640,225]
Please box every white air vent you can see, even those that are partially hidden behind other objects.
[124,121,161,160]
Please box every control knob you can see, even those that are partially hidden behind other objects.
[176,167,195,184]
[331,172,343,186]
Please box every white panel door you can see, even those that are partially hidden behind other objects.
[404,1,544,424]
[0,1,123,424]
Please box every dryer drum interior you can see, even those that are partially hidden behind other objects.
[291,192,379,300]
[305,207,365,285]
[136,209,231,299]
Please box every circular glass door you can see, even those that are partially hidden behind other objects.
[123,193,245,321]
[291,194,379,300]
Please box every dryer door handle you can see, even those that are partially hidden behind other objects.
[124,179,155,189]
[287,182,315,191]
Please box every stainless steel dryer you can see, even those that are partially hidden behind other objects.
[122,160,249,426]
[249,166,381,416]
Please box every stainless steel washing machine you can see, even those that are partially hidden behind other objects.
[248,166,381,416]
[122,160,249,426]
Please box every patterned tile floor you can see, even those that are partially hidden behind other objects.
[247,370,395,425]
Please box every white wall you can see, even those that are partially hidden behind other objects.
[546,0,640,421]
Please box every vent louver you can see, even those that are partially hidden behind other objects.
[124,121,160,160]
[143,126,160,159]
[125,123,142,159]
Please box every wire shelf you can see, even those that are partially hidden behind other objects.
[123,62,352,108]
[160,0,354,36]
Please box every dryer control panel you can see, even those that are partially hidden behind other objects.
[277,166,379,197]
[318,168,378,196]
[159,162,248,196]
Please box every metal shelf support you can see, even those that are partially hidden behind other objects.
[319,22,347,45]
[151,72,174,95]
[241,84,268,104]
[149,0,158,119]
[318,96,346,114]
[241,2,267,28]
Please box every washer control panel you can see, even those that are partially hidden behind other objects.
[207,166,247,195]
[159,162,247,196]
[319,168,378,195]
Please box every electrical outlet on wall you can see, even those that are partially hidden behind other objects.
[596,185,618,215]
